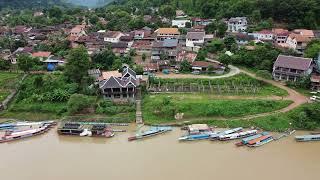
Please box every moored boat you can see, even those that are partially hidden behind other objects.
[247,134,273,147]
[219,130,258,141]
[235,132,269,146]
[0,124,50,143]
[295,134,320,142]
[210,127,243,140]
[128,126,172,141]
[179,133,212,141]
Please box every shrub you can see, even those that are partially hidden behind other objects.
[67,94,94,114]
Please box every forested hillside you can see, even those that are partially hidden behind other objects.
[114,0,320,29]
[0,0,69,10]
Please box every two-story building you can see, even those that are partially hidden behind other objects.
[272,28,290,44]
[104,31,125,43]
[272,55,313,82]
[249,30,274,42]
[155,28,180,40]
[99,67,138,101]
[172,19,191,28]
[186,31,205,50]
[286,33,311,53]
[152,39,178,61]
[227,17,247,33]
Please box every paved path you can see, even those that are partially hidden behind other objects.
[155,64,240,79]
[240,69,309,115]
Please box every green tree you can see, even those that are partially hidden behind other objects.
[0,59,11,70]
[64,46,90,84]
[142,53,146,62]
[207,39,225,53]
[67,94,94,114]
[180,60,191,72]
[92,50,116,70]
[17,54,40,72]
[304,40,320,59]
[159,5,175,18]
[185,22,192,28]
[224,36,237,50]
[218,54,232,66]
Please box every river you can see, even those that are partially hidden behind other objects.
[1,125,319,180]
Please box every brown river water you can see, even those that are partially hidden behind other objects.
[1,125,320,180]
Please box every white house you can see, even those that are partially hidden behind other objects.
[227,17,247,32]
[249,30,274,41]
[186,31,205,48]
[286,33,311,53]
[171,19,191,28]
[104,31,125,43]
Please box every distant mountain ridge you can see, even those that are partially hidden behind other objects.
[0,0,69,10]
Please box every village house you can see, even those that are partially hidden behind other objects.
[155,28,180,40]
[32,51,52,61]
[310,54,320,90]
[99,67,138,101]
[104,31,125,43]
[293,29,315,39]
[176,50,197,64]
[171,19,191,28]
[191,61,225,74]
[69,25,86,38]
[111,42,128,55]
[232,33,254,45]
[176,10,186,18]
[143,63,159,73]
[191,18,213,26]
[272,55,313,82]
[286,33,311,53]
[249,30,274,42]
[152,39,178,61]
[186,31,205,50]
[227,17,247,33]
[132,40,153,53]
[272,28,290,45]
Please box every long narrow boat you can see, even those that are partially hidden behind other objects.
[128,126,172,141]
[295,134,320,142]
[0,125,50,143]
[210,127,243,140]
[0,123,16,130]
[247,134,273,147]
[179,133,212,141]
[235,132,269,146]
[219,130,258,141]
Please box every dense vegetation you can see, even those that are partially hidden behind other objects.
[115,0,320,29]
[0,72,21,101]
[0,0,69,10]
[143,93,292,124]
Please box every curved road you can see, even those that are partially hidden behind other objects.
[155,64,240,79]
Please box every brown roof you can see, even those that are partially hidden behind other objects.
[274,55,312,71]
[293,29,315,38]
[288,33,311,43]
[272,28,289,36]
[32,51,51,58]
[311,74,320,83]
[186,31,205,39]
[156,28,180,35]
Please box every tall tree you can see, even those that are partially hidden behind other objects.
[64,46,90,84]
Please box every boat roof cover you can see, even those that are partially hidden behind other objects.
[188,124,210,131]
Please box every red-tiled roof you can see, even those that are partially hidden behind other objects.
[32,51,51,58]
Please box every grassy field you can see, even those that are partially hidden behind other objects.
[150,73,288,97]
[143,93,293,124]
[185,102,320,132]
[0,72,22,101]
